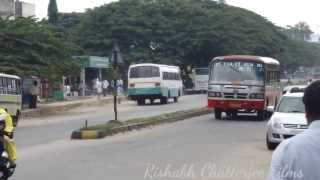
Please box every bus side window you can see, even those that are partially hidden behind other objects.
[16,80,21,94]
[2,78,8,94]
[0,77,3,94]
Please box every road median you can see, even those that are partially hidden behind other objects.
[22,96,127,119]
[71,107,212,140]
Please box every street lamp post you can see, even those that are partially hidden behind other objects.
[111,42,123,121]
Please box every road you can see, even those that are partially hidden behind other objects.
[16,94,207,149]
[12,113,273,180]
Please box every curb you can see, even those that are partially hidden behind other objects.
[22,97,128,119]
[71,130,106,140]
[71,108,212,140]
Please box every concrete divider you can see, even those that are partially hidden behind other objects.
[22,97,127,119]
[71,107,212,140]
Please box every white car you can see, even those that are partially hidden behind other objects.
[266,92,308,150]
[282,85,306,94]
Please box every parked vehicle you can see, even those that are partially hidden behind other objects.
[266,92,307,150]
[207,55,281,120]
[191,68,209,93]
[128,64,183,105]
[0,74,21,126]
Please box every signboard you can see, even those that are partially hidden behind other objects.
[73,56,110,69]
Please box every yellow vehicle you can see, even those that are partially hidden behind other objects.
[0,74,22,126]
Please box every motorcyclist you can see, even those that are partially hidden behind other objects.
[0,108,17,169]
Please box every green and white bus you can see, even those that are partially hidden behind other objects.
[0,73,22,126]
[128,63,183,105]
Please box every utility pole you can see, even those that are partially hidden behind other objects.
[111,42,123,121]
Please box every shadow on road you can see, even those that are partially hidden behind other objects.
[213,113,269,122]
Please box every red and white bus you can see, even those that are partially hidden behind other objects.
[208,55,281,120]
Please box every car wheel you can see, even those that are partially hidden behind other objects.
[266,134,278,150]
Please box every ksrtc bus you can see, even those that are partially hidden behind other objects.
[0,73,22,126]
[207,55,281,120]
[128,64,183,105]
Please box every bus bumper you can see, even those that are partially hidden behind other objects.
[208,98,265,111]
[128,87,162,100]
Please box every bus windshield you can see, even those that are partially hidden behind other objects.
[210,61,264,86]
[129,66,160,78]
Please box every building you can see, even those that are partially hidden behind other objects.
[308,33,320,43]
[0,0,15,19]
[0,0,35,19]
[15,0,35,18]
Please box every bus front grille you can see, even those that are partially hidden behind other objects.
[223,93,248,99]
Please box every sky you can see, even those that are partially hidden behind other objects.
[22,0,320,33]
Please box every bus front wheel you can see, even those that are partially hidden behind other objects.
[174,97,178,103]
[137,99,145,106]
[257,110,266,120]
[161,97,168,104]
[214,109,222,120]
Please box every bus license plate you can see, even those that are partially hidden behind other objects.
[230,102,241,108]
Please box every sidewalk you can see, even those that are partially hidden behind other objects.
[21,96,127,119]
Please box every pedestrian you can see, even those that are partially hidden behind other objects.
[30,80,39,109]
[102,80,109,97]
[95,79,102,100]
[268,80,320,180]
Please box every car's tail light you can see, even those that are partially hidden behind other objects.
[155,82,161,87]
[129,83,135,88]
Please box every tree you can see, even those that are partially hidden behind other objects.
[72,0,320,85]
[0,17,78,84]
[48,0,59,24]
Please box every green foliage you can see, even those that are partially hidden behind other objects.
[48,0,59,24]
[0,17,78,84]
[72,0,320,85]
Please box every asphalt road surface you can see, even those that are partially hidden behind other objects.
[12,113,273,180]
[16,94,207,149]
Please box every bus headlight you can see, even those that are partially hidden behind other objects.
[208,92,222,97]
[250,93,264,99]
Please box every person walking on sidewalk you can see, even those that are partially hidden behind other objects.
[102,80,109,97]
[95,79,102,100]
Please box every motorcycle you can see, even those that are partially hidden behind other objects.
[0,150,15,180]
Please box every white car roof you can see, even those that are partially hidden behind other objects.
[284,85,307,90]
